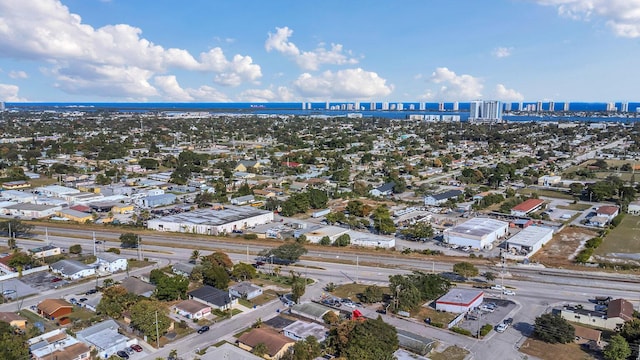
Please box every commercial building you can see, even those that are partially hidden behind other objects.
[469,100,502,123]
[97,253,128,273]
[557,299,634,330]
[443,217,509,250]
[283,320,327,342]
[296,225,349,244]
[50,259,96,280]
[506,226,555,257]
[435,289,484,313]
[147,206,274,235]
[424,189,463,206]
[29,245,61,259]
[510,198,545,217]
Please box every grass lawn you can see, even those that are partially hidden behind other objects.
[127,259,155,269]
[517,188,575,200]
[595,215,640,257]
[250,289,281,306]
[18,309,57,332]
[520,338,595,360]
[429,345,469,360]
[556,203,592,211]
[238,298,253,308]
[413,306,458,327]
[330,283,390,300]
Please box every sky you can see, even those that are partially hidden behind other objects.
[1,0,640,103]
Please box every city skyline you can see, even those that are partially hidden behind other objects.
[0,0,639,103]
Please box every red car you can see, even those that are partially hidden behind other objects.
[130,344,143,352]
[51,277,62,283]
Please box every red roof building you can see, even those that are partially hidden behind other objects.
[510,199,545,217]
[596,206,620,220]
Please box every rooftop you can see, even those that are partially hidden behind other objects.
[511,198,545,212]
[437,288,483,305]
[507,226,554,247]
[446,217,509,238]
[148,206,271,226]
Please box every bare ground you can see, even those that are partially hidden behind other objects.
[530,227,598,268]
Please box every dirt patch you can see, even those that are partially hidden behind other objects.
[530,227,598,268]
[519,338,595,360]
[429,345,469,360]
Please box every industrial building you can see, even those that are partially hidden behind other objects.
[295,225,349,244]
[443,217,509,250]
[435,288,484,313]
[506,226,555,258]
[148,206,274,235]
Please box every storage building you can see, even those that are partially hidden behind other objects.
[435,288,484,313]
[147,206,274,235]
[443,217,509,250]
[506,226,554,257]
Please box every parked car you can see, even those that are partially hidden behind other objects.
[281,294,295,307]
[490,284,504,290]
[495,323,508,333]
[504,318,514,325]
[130,344,143,352]
[85,289,98,295]
[51,277,62,283]
[79,298,88,302]
[116,350,130,359]
[197,325,210,334]
[595,304,608,312]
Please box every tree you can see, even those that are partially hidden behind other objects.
[308,188,328,209]
[130,300,171,343]
[533,313,575,344]
[329,316,398,360]
[372,205,396,235]
[202,252,233,271]
[232,262,257,281]
[0,321,29,360]
[190,250,200,264]
[154,274,189,301]
[482,272,496,282]
[453,262,479,278]
[194,191,215,207]
[323,311,340,326]
[252,342,269,357]
[400,222,433,241]
[97,285,138,318]
[8,252,34,270]
[266,243,308,262]
[202,264,230,289]
[120,233,139,248]
[319,236,331,246]
[603,334,631,360]
[333,234,350,247]
[290,271,306,303]
[0,219,33,237]
[361,285,384,303]
[291,336,322,360]
[69,244,82,255]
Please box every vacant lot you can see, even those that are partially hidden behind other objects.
[429,345,469,360]
[595,215,640,262]
[520,338,595,360]
[518,188,575,200]
[530,227,597,267]
[331,283,390,300]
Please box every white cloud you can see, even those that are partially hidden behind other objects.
[494,84,524,101]
[492,47,513,58]
[535,0,640,38]
[265,26,358,71]
[0,0,262,98]
[0,83,27,101]
[153,75,230,102]
[8,70,28,79]
[422,67,484,101]
[292,68,393,100]
[239,86,295,102]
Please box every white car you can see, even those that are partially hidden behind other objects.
[503,289,516,296]
[491,284,504,290]
[495,323,508,333]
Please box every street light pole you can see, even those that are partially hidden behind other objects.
[356,255,359,284]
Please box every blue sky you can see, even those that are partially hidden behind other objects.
[0,0,639,103]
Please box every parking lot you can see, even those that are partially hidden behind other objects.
[20,270,70,291]
[1,278,39,300]
[454,297,517,336]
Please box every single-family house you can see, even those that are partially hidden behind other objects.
[50,259,96,280]
[28,329,91,360]
[229,282,263,300]
[596,205,620,222]
[369,182,395,197]
[235,160,262,172]
[188,285,237,311]
[237,327,295,360]
[628,201,640,216]
[289,303,337,323]
[76,319,133,358]
[0,312,27,330]
[172,262,195,277]
[282,320,327,342]
[199,342,262,360]
[173,299,211,320]
[97,253,128,273]
[37,299,73,325]
[424,189,464,206]
[120,276,156,297]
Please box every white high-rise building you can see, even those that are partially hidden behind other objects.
[564,102,570,111]
[325,101,330,110]
[409,104,415,110]
[396,103,403,111]
[419,102,426,111]
[370,102,376,110]
[606,102,616,112]
[536,101,543,112]
[518,102,523,111]
[355,101,360,111]
[548,101,554,112]
[504,102,512,111]
[469,100,502,123]
[0,102,4,112]
[622,102,629,113]
[382,102,389,110]
[453,102,459,111]
[438,102,445,111]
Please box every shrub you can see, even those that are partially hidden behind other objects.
[451,327,472,336]
[106,248,121,254]
[479,324,493,337]
[431,322,444,328]
[243,234,258,240]
[575,248,594,263]
[585,237,603,249]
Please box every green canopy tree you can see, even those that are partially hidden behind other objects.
[130,300,171,343]
[0,322,29,360]
[154,274,189,301]
[372,205,395,235]
[290,336,322,360]
[453,262,479,278]
[265,243,308,262]
[361,285,384,303]
[120,233,139,248]
[533,313,575,344]
[202,264,230,289]
[329,316,398,360]
[202,251,233,271]
[290,271,306,303]
[232,262,257,281]
[603,334,631,360]
[97,285,138,318]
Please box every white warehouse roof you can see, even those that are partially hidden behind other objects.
[445,217,509,239]
[507,226,554,247]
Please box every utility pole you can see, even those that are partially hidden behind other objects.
[356,255,359,284]
[155,310,160,349]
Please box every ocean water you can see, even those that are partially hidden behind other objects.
[4,102,640,122]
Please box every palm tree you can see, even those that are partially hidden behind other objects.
[273,266,281,279]
[190,250,201,264]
